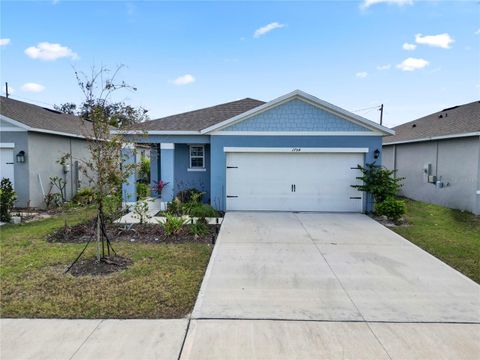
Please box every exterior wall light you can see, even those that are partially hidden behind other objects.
[16,151,26,163]
[373,149,380,160]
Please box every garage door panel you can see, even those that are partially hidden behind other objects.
[226,152,363,212]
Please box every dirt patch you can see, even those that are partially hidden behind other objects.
[370,214,409,228]
[68,255,132,277]
[48,221,219,244]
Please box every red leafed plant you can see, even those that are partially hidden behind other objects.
[152,180,169,198]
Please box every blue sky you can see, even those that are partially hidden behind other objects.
[1,0,478,127]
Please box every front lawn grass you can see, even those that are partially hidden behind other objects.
[0,207,212,318]
[391,199,480,284]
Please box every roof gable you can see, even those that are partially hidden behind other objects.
[0,96,93,138]
[221,98,371,133]
[202,90,394,135]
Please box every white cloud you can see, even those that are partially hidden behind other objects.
[376,64,391,70]
[402,42,416,51]
[361,0,413,9]
[356,71,368,79]
[475,29,480,35]
[415,33,454,49]
[0,38,11,46]
[253,22,285,38]
[396,57,429,71]
[24,42,78,61]
[171,74,195,86]
[21,82,45,93]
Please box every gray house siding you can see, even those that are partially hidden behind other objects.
[0,131,30,207]
[383,136,480,215]
[27,132,91,208]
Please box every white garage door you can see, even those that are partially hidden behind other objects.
[0,147,15,187]
[226,150,365,212]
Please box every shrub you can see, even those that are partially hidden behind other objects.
[102,194,123,222]
[160,213,187,236]
[188,204,219,218]
[166,198,183,216]
[44,193,63,209]
[136,182,150,199]
[138,156,150,183]
[176,188,203,203]
[72,187,94,206]
[0,178,16,222]
[352,163,404,203]
[375,197,406,222]
[133,200,151,224]
[188,221,208,237]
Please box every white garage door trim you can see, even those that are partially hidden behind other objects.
[225,148,365,212]
[0,144,15,188]
[224,147,369,153]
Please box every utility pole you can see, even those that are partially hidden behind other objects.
[379,104,384,125]
[5,82,9,98]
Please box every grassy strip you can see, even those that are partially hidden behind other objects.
[391,199,480,284]
[0,207,212,318]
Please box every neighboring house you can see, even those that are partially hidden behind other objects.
[0,96,93,208]
[120,90,394,212]
[383,100,480,215]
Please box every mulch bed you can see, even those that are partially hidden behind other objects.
[47,220,219,244]
[68,255,133,277]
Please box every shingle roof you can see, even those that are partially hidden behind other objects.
[0,96,93,138]
[383,100,480,144]
[132,98,265,131]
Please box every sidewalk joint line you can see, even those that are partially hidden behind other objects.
[68,319,104,360]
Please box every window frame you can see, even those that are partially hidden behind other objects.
[188,144,206,171]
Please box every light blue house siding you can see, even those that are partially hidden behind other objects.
[174,144,211,202]
[122,135,211,202]
[210,135,382,211]
[122,97,387,211]
[224,99,370,132]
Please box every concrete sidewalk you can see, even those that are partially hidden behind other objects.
[0,319,188,360]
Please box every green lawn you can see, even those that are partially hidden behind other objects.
[0,207,212,318]
[391,199,480,284]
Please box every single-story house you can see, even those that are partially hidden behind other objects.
[120,90,394,212]
[0,96,93,208]
[383,100,480,215]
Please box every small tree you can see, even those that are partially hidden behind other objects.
[352,163,404,203]
[0,178,16,222]
[65,66,147,269]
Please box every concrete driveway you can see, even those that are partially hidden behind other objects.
[184,212,480,359]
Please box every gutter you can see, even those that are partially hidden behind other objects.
[383,132,480,146]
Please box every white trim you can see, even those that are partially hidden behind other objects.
[212,131,383,136]
[201,90,395,135]
[0,115,31,130]
[189,144,205,169]
[30,128,87,139]
[223,147,369,153]
[187,168,207,172]
[1,127,27,132]
[160,143,175,150]
[383,132,480,146]
[0,143,15,148]
[112,130,201,135]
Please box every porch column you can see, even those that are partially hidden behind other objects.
[121,145,137,207]
[160,143,175,201]
[150,144,159,196]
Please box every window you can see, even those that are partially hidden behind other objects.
[189,145,205,169]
